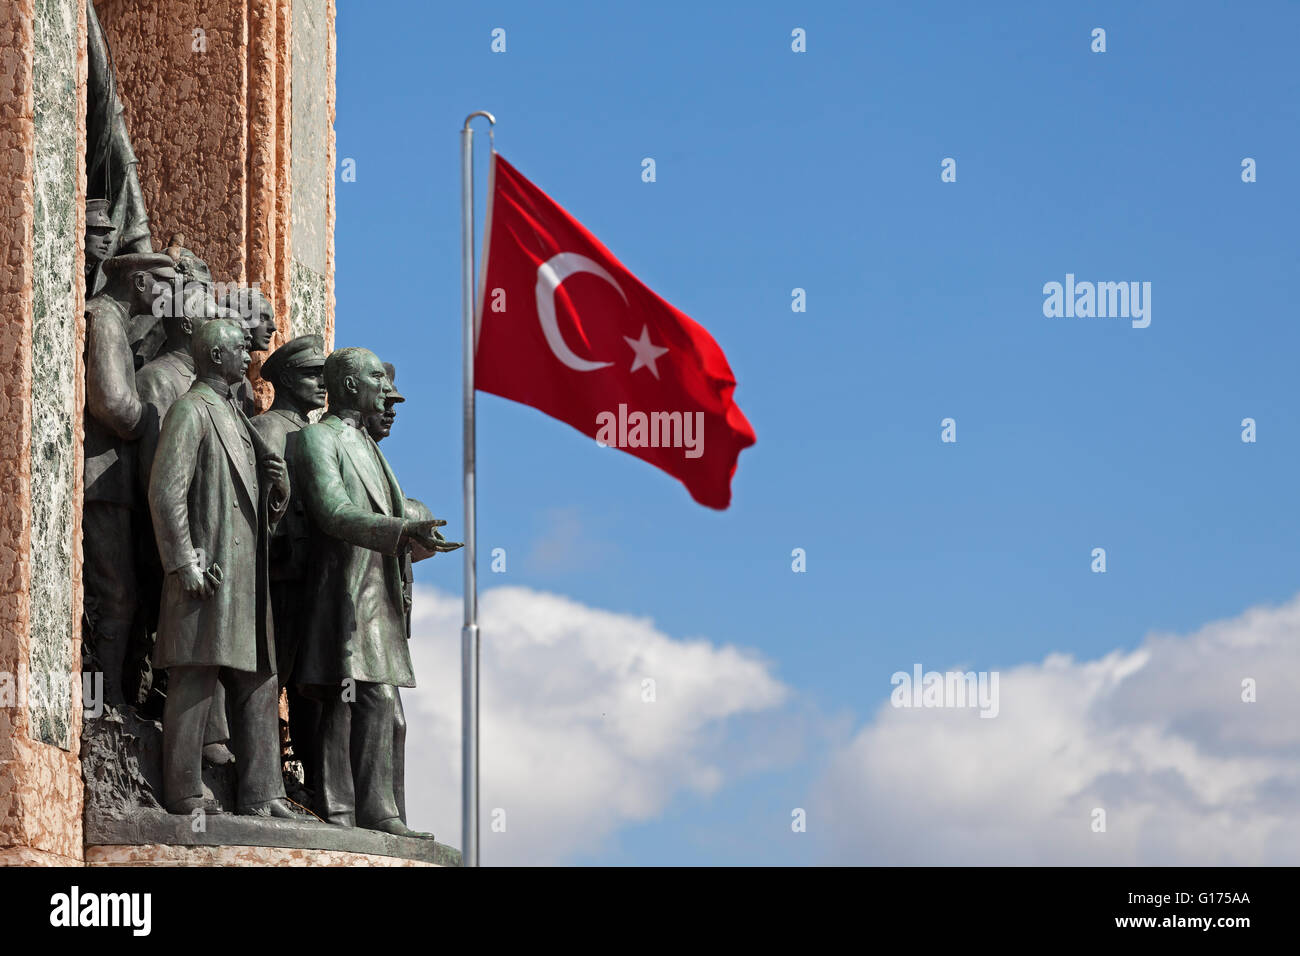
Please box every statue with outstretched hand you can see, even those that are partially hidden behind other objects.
[292,347,460,839]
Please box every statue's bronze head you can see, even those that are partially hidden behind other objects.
[163,234,215,290]
[101,252,177,315]
[192,319,250,386]
[365,362,406,440]
[85,198,115,272]
[222,287,277,352]
[263,334,327,413]
[324,347,390,414]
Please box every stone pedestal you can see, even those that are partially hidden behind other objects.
[86,811,461,866]
[87,845,438,867]
[0,0,341,867]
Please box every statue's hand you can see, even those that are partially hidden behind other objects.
[415,527,464,553]
[405,517,447,533]
[263,454,290,498]
[402,517,463,555]
[402,517,446,545]
[177,563,212,600]
[411,535,463,555]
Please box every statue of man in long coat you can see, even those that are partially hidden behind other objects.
[134,289,237,760]
[148,320,296,817]
[363,361,417,823]
[293,347,459,836]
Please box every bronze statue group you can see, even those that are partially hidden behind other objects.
[82,200,460,839]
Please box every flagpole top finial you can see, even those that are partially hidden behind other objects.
[462,111,496,130]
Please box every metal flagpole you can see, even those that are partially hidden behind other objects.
[460,110,493,868]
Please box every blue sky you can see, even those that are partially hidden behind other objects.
[334,1,1300,865]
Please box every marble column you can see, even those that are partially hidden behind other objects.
[0,0,88,866]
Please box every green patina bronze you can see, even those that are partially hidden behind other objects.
[290,348,459,839]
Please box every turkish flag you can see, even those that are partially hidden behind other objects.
[475,154,755,509]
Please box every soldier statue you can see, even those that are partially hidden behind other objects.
[132,235,222,370]
[84,198,115,298]
[250,334,328,793]
[84,252,177,708]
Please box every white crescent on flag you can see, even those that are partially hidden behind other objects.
[533,252,623,372]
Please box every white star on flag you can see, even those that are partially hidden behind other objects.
[623,325,669,379]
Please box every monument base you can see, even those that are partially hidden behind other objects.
[86,844,437,867]
[85,810,461,867]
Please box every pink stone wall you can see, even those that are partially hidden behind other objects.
[95,0,251,282]
[96,0,336,410]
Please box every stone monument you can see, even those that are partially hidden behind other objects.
[0,0,460,867]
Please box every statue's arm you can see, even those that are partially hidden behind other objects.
[247,417,290,526]
[133,375,166,493]
[296,426,405,555]
[85,309,145,440]
[252,419,294,539]
[148,400,203,573]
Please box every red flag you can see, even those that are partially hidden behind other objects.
[475,154,755,509]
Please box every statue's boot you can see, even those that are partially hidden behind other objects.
[239,797,303,819]
[166,795,224,815]
[367,817,435,840]
[202,742,236,765]
[203,682,232,762]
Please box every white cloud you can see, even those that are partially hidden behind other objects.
[401,585,789,864]
[812,595,1300,864]
[522,506,609,574]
